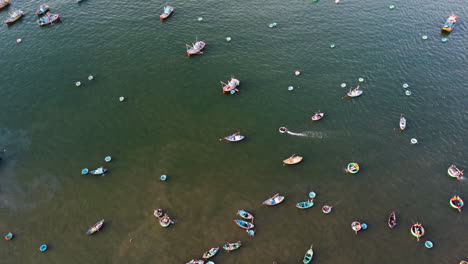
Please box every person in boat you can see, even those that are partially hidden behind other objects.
[354,85,360,91]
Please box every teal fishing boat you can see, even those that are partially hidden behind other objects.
[303,244,314,263]
[223,241,241,251]
[296,200,314,209]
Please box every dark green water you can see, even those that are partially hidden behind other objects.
[1,0,468,263]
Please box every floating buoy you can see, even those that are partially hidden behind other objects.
[361,223,368,230]
[389,5,395,10]
[421,35,428,40]
[309,192,316,199]
[288,86,294,91]
[230,90,236,94]
[75,81,81,87]
[402,83,409,89]
[410,138,418,144]
[425,241,433,249]
[330,43,336,48]
[358,78,364,83]
[39,244,48,252]
[269,23,277,28]
[160,175,167,181]
[405,90,412,96]
[295,71,301,76]
[225,37,231,42]
[279,127,288,133]
[197,17,203,22]
[16,38,22,43]
[340,83,346,88]
[88,75,94,80]
[104,156,112,162]
[119,97,125,102]
[441,37,448,43]
[82,168,89,175]
[246,229,255,236]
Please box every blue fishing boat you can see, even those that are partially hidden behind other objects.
[38,12,59,26]
[237,209,254,220]
[4,232,13,240]
[202,247,219,259]
[296,200,314,209]
[4,10,24,25]
[86,219,104,234]
[35,4,49,15]
[90,167,107,175]
[39,244,48,252]
[234,219,254,229]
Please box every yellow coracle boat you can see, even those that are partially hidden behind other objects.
[283,154,303,165]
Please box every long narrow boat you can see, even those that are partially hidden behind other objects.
[223,241,241,251]
[347,85,362,98]
[186,40,205,56]
[38,12,59,26]
[311,112,324,121]
[442,14,458,32]
[224,132,244,142]
[263,193,285,206]
[448,165,464,180]
[186,260,204,264]
[35,4,49,15]
[90,167,107,175]
[221,77,240,94]
[303,245,314,264]
[159,215,174,227]
[160,6,174,20]
[296,200,314,209]
[0,0,10,10]
[234,219,254,229]
[237,209,254,220]
[86,219,104,234]
[351,221,361,234]
[410,223,425,241]
[388,211,397,229]
[399,115,406,131]
[283,154,303,165]
[346,163,359,174]
[4,10,24,25]
[449,196,464,212]
[202,247,219,259]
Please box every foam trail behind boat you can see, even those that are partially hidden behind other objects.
[286,130,326,139]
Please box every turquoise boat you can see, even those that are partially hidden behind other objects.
[303,245,314,263]
[223,241,241,251]
[234,219,254,229]
[296,200,314,209]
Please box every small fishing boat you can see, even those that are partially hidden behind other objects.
[351,221,362,234]
[279,127,288,133]
[449,196,464,212]
[283,154,303,165]
[35,4,49,15]
[237,209,254,220]
[322,205,332,214]
[263,193,285,206]
[311,112,324,121]
[347,85,363,98]
[160,5,174,20]
[223,241,242,251]
[303,245,314,264]
[186,260,204,264]
[399,115,406,131]
[234,219,254,229]
[38,12,59,26]
[221,77,240,94]
[90,167,107,175]
[0,0,10,10]
[388,211,397,229]
[186,40,205,56]
[154,209,164,218]
[159,215,174,227]
[4,232,13,240]
[442,14,458,32]
[346,163,359,174]
[86,219,104,234]
[410,223,425,241]
[4,10,24,25]
[39,244,48,252]
[296,200,314,209]
[448,165,464,180]
[202,247,219,259]
[224,132,244,142]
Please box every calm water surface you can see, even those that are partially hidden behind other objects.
[1,0,468,263]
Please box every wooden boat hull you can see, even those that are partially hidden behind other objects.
[388,211,397,228]
[36,5,49,15]
[223,241,241,251]
[263,194,285,205]
[283,156,303,165]
[202,247,219,259]
[296,200,314,209]
[237,210,254,220]
[234,219,254,229]
[38,13,60,26]
[86,219,104,234]
[0,0,10,10]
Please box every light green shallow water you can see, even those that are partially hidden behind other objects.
[1,0,468,263]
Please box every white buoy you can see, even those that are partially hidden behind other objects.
[225,37,231,42]
[422,35,428,40]
[402,83,409,89]
[405,90,412,96]
[75,81,81,87]
[197,17,203,22]
[340,83,347,88]
[288,86,294,91]
[410,138,418,144]
[330,43,336,48]
[88,75,94,80]
[16,38,22,43]
[358,78,364,82]
[295,71,301,76]
[119,97,125,102]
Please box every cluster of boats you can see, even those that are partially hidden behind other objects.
[154,209,175,227]
[234,210,255,236]
[1,2,59,25]
[81,167,108,175]
[186,241,242,264]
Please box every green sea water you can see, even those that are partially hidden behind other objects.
[1,0,468,263]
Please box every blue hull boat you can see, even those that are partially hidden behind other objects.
[90,167,107,175]
[234,219,254,229]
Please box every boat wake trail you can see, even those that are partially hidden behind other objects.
[286,131,326,139]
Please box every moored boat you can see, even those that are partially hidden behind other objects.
[160,5,174,20]
[347,85,362,98]
[263,193,285,206]
[303,244,314,264]
[36,4,49,15]
[296,200,314,209]
[410,223,425,241]
[234,219,254,229]
[90,167,107,175]
[351,221,361,234]
[0,0,10,10]
[159,215,174,227]
[399,115,406,131]
[38,12,59,26]
[222,77,240,94]
[388,211,397,229]
[202,247,219,259]
[223,241,241,251]
[237,209,254,220]
[346,163,359,174]
[154,209,164,218]
[4,232,13,240]
[86,219,104,234]
[442,14,458,32]
[311,112,324,121]
[448,165,463,180]
[322,205,332,214]
[4,10,24,25]
[186,40,205,56]
[186,260,204,264]
[449,195,464,212]
[224,131,244,142]
[283,154,303,165]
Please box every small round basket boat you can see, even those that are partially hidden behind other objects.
[347,163,359,174]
